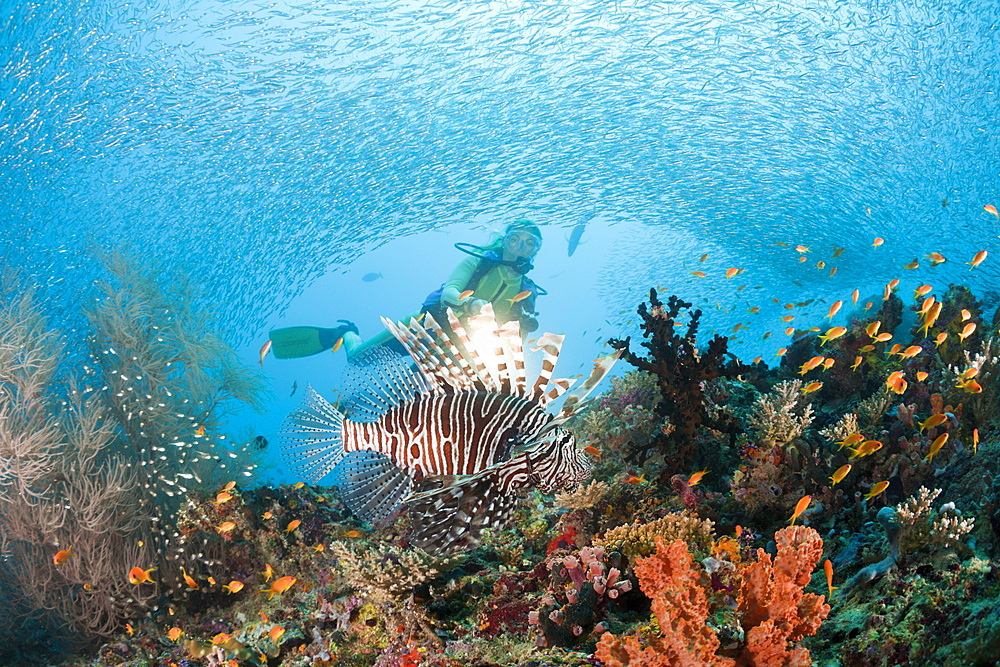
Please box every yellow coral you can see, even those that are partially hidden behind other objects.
[594,512,715,558]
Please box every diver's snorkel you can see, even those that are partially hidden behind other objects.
[454,242,535,275]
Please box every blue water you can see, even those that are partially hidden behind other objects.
[3,0,1000,485]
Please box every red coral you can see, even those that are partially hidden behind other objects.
[596,527,830,667]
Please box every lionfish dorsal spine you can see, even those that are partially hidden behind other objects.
[529,331,564,402]
[557,349,622,421]
[413,313,480,392]
[447,307,500,392]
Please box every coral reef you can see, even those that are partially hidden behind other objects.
[593,513,716,559]
[608,289,750,465]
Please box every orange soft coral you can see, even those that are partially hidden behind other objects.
[595,527,830,667]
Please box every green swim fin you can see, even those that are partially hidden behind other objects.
[268,321,357,359]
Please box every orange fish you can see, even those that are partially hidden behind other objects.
[128,566,156,585]
[958,322,976,341]
[795,245,810,253]
[293,481,305,489]
[817,326,847,345]
[886,371,907,395]
[222,481,236,492]
[920,302,943,336]
[259,340,272,366]
[829,464,851,486]
[262,511,274,520]
[700,253,710,262]
[625,475,647,485]
[859,344,875,353]
[801,381,823,393]
[270,626,285,644]
[784,327,795,335]
[223,580,244,594]
[194,425,206,437]
[925,433,949,462]
[167,627,183,641]
[261,575,296,600]
[215,491,233,505]
[331,337,344,353]
[918,295,936,315]
[775,348,788,356]
[973,428,979,454]
[798,256,808,263]
[887,343,903,356]
[872,237,884,247]
[458,289,475,300]
[507,290,532,303]
[863,301,874,310]
[781,315,795,322]
[126,623,135,636]
[919,414,949,432]
[822,358,835,370]
[344,530,364,538]
[748,306,760,314]
[851,356,863,371]
[686,470,710,487]
[916,371,929,382]
[873,332,893,343]
[866,321,881,337]
[284,519,301,533]
[816,260,826,270]
[851,288,859,305]
[984,204,999,218]
[260,611,270,623]
[799,356,825,375]
[789,495,812,525]
[967,250,988,269]
[212,633,232,645]
[216,521,237,534]
[691,271,707,278]
[960,309,972,321]
[849,440,884,459]
[864,480,890,500]
[207,577,216,585]
[903,258,920,270]
[262,564,274,581]
[583,445,601,457]
[180,567,199,590]
[833,247,846,258]
[53,546,75,566]
[725,268,742,279]
[824,559,838,597]
[957,378,983,394]
[829,266,838,277]
[899,345,923,359]
[926,251,947,265]
[826,300,843,320]
[934,332,948,347]
[913,285,932,299]
[752,356,762,364]
[312,543,325,553]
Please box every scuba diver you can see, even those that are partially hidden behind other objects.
[267,219,545,361]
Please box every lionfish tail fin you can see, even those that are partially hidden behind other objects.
[280,385,347,482]
[330,452,413,525]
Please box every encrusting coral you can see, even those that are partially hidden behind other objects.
[596,526,830,667]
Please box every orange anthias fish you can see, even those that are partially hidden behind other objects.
[887,343,903,356]
[824,559,838,598]
[582,445,601,457]
[957,378,984,394]
[926,252,947,265]
[194,425,206,437]
[822,358,835,370]
[725,267,743,279]
[128,566,156,585]
[261,575,297,600]
[293,481,306,489]
[781,315,795,322]
[795,244,810,253]
[886,371,908,395]
[789,495,812,525]
[799,355,825,375]
[215,491,233,505]
[903,258,920,270]
[872,237,884,247]
[270,626,286,644]
[898,345,923,359]
[507,290,532,303]
[851,288,860,305]
[775,348,788,356]
[851,356,864,371]
[919,302,943,336]
[973,428,980,454]
[833,247,846,258]
[53,546,75,566]
[216,521,237,534]
[918,295,936,315]
[284,519,301,533]
[925,433,949,462]
[864,480,890,500]
[458,289,475,300]
[958,322,977,341]
[849,440,884,459]
[344,530,364,538]
[960,309,972,321]
[984,204,999,218]
[222,481,236,492]
[916,371,929,382]
[262,564,274,581]
[259,340,272,367]
[913,284,932,299]
[859,344,875,353]
[691,270,707,278]
[873,332,893,343]
[801,381,823,393]
[934,332,948,347]
[919,414,949,432]
[223,580,244,594]
[686,470,710,487]
[837,433,865,450]
[817,326,847,345]
[829,464,851,486]
[625,474,647,485]
[866,321,881,337]
[826,300,843,320]
[180,567,199,590]
[967,250,988,269]
[212,633,232,645]
[332,337,344,353]
[167,627,183,642]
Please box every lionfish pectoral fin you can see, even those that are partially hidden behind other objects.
[330,451,414,526]
[280,385,348,483]
[405,470,519,556]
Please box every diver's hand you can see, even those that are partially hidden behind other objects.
[465,298,489,315]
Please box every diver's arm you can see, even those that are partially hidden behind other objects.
[440,255,480,307]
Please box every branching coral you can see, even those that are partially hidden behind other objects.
[747,380,815,448]
[608,289,749,465]
[329,541,460,605]
[593,512,715,559]
[895,487,976,553]
[554,480,610,511]
[596,526,830,667]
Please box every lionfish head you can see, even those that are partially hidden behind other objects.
[534,427,592,492]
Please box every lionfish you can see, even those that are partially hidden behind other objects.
[281,305,618,554]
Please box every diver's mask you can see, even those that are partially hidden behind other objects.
[502,231,540,274]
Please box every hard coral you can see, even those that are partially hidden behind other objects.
[608,290,749,465]
[594,513,715,559]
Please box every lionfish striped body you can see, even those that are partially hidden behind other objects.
[281,305,618,554]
